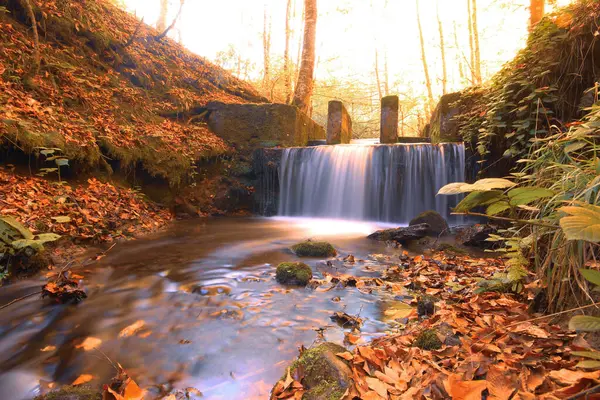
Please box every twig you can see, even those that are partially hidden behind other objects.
[565,383,600,399]
[124,17,144,48]
[452,211,560,229]
[0,290,42,311]
[155,0,184,41]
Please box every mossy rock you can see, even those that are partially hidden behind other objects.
[436,242,468,255]
[276,262,313,286]
[413,329,443,350]
[286,342,352,400]
[409,210,449,236]
[291,241,337,258]
[34,386,101,400]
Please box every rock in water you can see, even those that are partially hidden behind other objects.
[291,241,337,257]
[272,342,352,400]
[276,262,313,286]
[409,210,450,236]
[367,224,429,244]
[455,224,498,249]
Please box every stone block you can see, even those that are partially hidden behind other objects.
[380,95,399,144]
[326,100,352,145]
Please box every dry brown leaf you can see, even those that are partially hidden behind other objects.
[487,365,517,400]
[76,337,102,351]
[72,374,94,386]
[548,369,600,386]
[444,374,488,400]
[119,320,145,338]
[365,377,388,399]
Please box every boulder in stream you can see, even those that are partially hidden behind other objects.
[292,241,337,257]
[276,262,313,286]
[272,342,353,400]
[367,223,429,244]
[455,224,499,249]
[409,210,449,236]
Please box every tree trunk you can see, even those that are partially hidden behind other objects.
[20,0,39,75]
[437,4,447,95]
[157,0,168,32]
[471,0,482,84]
[292,0,317,115]
[262,8,272,93]
[374,49,383,100]
[416,0,434,115]
[284,0,293,104]
[530,0,545,30]
[453,21,466,84]
[467,0,476,84]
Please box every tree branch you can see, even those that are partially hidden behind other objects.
[155,0,184,41]
[452,211,560,229]
[20,0,40,75]
[124,17,144,48]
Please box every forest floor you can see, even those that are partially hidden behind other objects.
[272,251,599,400]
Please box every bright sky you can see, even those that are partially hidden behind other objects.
[123,0,573,101]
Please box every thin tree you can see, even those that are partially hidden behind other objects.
[157,0,168,32]
[453,21,466,85]
[262,7,272,92]
[20,0,39,75]
[374,49,383,100]
[292,0,317,115]
[156,0,184,41]
[530,0,545,30]
[384,51,390,96]
[471,0,482,84]
[437,3,447,95]
[284,0,293,103]
[467,0,476,84]
[416,0,434,114]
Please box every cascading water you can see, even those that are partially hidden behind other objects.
[278,143,465,224]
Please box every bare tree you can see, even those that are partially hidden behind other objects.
[262,7,272,92]
[467,0,476,84]
[20,0,40,75]
[530,0,545,30]
[156,0,184,41]
[416,0,434,114]
[374,49,383,100]
[157,0,168,32]
[437,3,447,95]
[284,0,293,103]
[292,0,317,115]
[471,0,482,84]
[384,51,390,96]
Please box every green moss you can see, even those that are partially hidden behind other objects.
[413,329,443,350]
[436,243,468,255]
[291,241,337,258]
[304,381,346,400]
[276,262,312,286]
[35,385,101,400]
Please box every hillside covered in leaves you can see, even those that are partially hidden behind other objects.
[0,0,265,185]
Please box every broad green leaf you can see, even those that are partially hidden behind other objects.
[580,269,600,287]
[569,315,600,332]
[559,205,600,242]
[455,191,505,213]
[52,216,72,223]
[576,360,600,369]
[487,201,511,216]
[470,178,516,191]
[507,187,554,206]
[55,158,69,167]
[11,239,44,252]
[0,216,33,240]
[40,149,55,156]
[572,351,600,360]
[438,182,471,195]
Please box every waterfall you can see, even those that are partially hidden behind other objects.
[278,143,465,224]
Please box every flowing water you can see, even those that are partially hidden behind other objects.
[278,143,465,223]
[0,218,408,400]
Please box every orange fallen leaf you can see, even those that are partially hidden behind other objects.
[444,374,488,400]
[119,320,145,338]
[72,374,94,386]
[76,337,102,351]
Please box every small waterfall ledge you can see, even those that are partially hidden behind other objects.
[253,143,465,224]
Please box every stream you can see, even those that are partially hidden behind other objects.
[0,217,410,400]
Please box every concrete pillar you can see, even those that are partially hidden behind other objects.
[326,100,352,145]
[380,95,399,144]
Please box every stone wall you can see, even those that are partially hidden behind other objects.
[252,148,283,216]
[206,102,325,152]
[380,96,399,144]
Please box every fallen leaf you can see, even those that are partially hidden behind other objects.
[72,374,93,386]
[76,337,102,351]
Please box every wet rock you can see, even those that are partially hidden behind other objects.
[409,210,449,236]
[330,311,363,329]
[438,323,462,347]
[455,224,499,249]
[413,329,443,350]
[276,262,313,286]
[282,342,353,400]
[367,223,429,244]
[417,295,437,318]
[435,242,468,255]
[292,241,337,257]
[35,386,101,400]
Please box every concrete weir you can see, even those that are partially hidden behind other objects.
[326,100,352,145]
